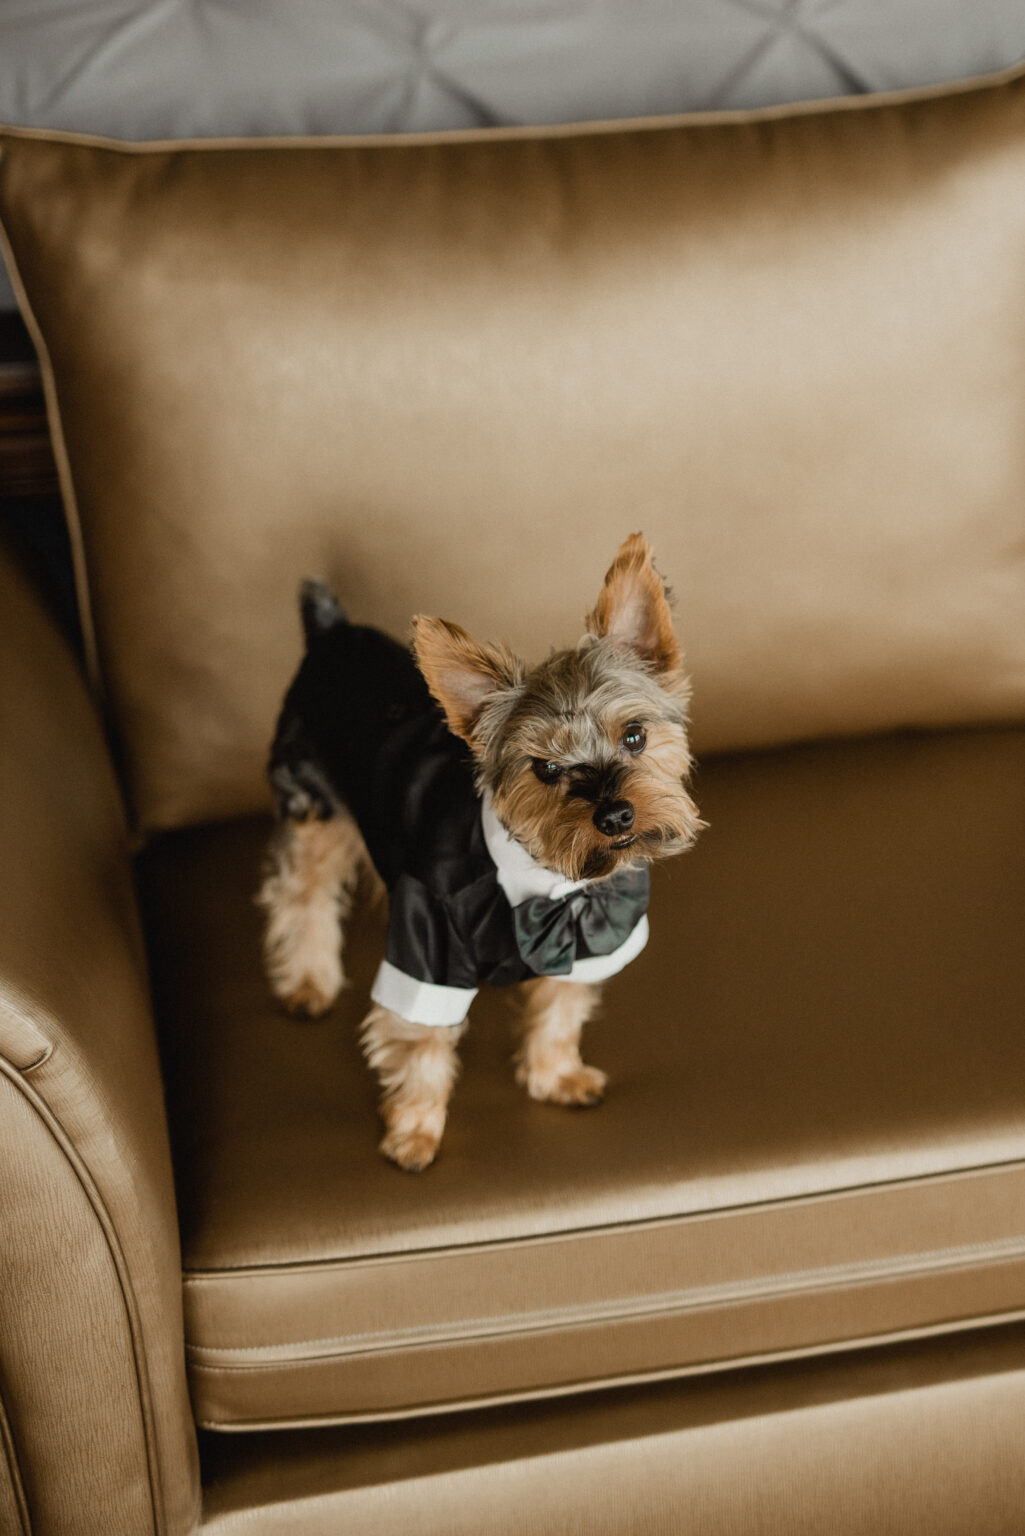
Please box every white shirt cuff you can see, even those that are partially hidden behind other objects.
[370,961,477,1027]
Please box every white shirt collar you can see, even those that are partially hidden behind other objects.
[481,793,590,907]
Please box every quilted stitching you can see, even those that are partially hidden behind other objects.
[2,0,1024,138]
[1,0,1024,308]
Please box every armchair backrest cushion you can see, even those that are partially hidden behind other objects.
[3,68,1025,832]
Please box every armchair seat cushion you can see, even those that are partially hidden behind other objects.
[139,727,1025,1432]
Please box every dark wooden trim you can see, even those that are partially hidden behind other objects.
[0,310,81,654]
[0,311,59,501]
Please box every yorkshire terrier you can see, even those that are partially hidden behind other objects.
[258,533,703,1171]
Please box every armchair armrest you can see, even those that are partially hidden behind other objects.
[0,540,199,1535]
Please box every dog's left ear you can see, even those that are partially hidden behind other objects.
[412,616,522,742]
[586,532,681,674]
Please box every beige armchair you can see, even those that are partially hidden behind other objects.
[2,60,1025,1535]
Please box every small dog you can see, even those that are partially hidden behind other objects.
[258,533,703,1170]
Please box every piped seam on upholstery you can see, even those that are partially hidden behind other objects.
[0,987,53,1072]
[0,1380,30,1536]
[188,1310,1025,1432]
[181,1158,1025,1277]
[184,1234,1025,1363]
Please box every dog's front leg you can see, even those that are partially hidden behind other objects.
[360,1006,465,1171]
[516,978,606,1106]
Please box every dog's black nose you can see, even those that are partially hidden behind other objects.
[594,799,635,837]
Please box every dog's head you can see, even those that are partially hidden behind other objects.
[413,534,704,882]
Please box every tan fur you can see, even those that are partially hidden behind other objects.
[624,717,703,857]
[360,1005,465,1170]
[263,534,703,1170]
[489,684,703,882]
[516,978,606,1105]
[587,531,682,676]
[257,813,368,1017]
[412,615,523,741]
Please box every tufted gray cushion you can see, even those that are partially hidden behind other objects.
[2,0,1025,309]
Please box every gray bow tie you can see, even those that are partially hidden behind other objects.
[511,865,650,975]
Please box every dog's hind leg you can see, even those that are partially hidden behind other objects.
[258,810,367,1018]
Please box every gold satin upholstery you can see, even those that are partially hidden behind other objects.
[139,726,1025,1429]
[0,540,200,1534]
[3,57,1025,1533]
[200,1325,1025,1534]
[4,68,1025,831]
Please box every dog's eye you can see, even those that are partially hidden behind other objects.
[532,758,564,784]
[623,723,647,754]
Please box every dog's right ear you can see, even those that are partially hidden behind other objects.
[586,532,681,675]
[412,616,522,742]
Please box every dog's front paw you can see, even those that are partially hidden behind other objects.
[278,977,338,1019]
[521,1062,608,1107]
[380,1125,442,1172]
